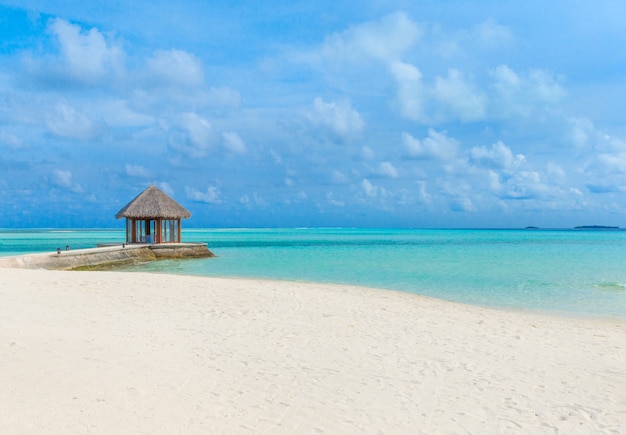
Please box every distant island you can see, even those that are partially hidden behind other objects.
[523,225,622,230]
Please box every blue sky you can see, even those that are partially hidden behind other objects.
[1,1,626,228]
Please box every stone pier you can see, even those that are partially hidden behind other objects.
[0,243,215,271]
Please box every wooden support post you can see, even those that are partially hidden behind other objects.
[156,218,162,244]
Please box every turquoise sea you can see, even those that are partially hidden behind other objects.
[1,228,626,318]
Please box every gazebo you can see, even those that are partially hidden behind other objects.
[116,185,191,244]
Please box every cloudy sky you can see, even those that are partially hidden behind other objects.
[1,1,625,228]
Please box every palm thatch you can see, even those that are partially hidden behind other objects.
[115,185,191,219]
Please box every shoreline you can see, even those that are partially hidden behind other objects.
[3,227,626,319]
[3,250,625,321]
[157,272,626,323]
[114,266,626,322]
[2,268,625,433]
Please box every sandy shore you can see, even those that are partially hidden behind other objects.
[1,268,625,434]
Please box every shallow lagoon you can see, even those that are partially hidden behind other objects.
[2,228,626,318]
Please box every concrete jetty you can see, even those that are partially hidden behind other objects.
[0,243,214,271]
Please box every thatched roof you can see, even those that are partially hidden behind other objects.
[115,185,191,219]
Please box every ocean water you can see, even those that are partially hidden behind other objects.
[1,228,626,318]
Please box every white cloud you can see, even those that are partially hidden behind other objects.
[487,170,502,191]
[481,158,551,200]
[269,149,282,164]
[567,117,594,149]
[327,192,345,207]
[575,127,626,193]
[168,112,216,158]
[361,178,387,198]
[500,170,547,199]
[492,65,522,97]
[362,179,378,197]
[462,139,557,201]
[377,161,399,178]
[222,131,247,154]
[0,129,26,149]
[52,169,82,192]
[207,87,241,108]
[474,19,514,49]
[528,69,566,102]
[361,146,376,160]
[403,129,459,160]
[433,69,487,122]
[596,153,626,174]
[48,18,123,83]
[469,141,524,170]
[308,97,364,141]
[546,162,566,181]
[125,164,150,178]
[392,65,487,123]
[252,192,268,206]
[146,49,204,87]
[390,61,428,123]
[570,187,583,196]
[45,102,98,140]
[435,19,514,58]
[157,182,174,196]
[318,12,421,64]
[99,100,154,128]
[185,185,222,204]
[416,181,432,203]
[331,170,349,184]
[52,169,72,188]
[491,65,566,117]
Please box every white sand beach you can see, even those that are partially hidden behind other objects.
[1,268,625,434]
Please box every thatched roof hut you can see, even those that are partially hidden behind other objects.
[116,185,191,220]
[116,185,190,244]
